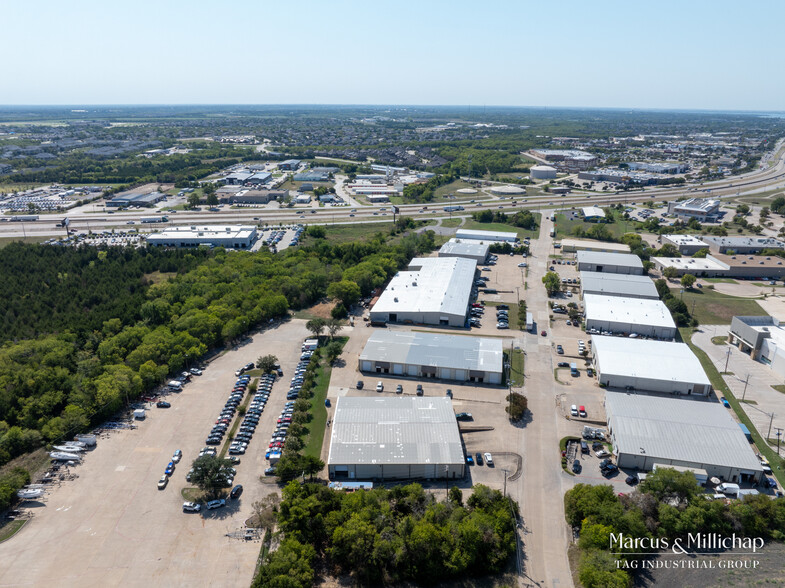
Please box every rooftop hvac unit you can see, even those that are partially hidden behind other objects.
[394,297,398,302]
[412,281,417,286]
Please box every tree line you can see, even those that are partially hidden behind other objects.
[566,468,785,588]
[254,482,519,587]
[0,231,437,470]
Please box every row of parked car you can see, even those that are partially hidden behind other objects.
[229,372,277,455]
[157,449,183,490]
[206,374,252,447]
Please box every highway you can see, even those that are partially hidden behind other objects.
[3,139,785,240]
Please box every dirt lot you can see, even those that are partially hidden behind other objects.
[0,319,310,587]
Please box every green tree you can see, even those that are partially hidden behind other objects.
[680,274,696,289]
[206,192,219,207]
[325,318,342,340]
[190,455,234,497]
[307,225,326,238]
[187,193,201,209]
[639,467,701,503]
[693,247,709,258]
[326,280,361,308]
[305,318,326,338]
[506,393,528,420]
[542,271,561,295]
[662,266,678,280]
[253,538,316,588]
[256,354,278,374]
[324,341,343,364]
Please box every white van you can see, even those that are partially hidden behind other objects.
[168,380,183,392]
[716,483,740,496]
[570,405,578,417]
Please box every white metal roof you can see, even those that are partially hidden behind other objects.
[146,225,256,241]
[560,238,631,253]
[371,257,477,317]
[455,228,518,242]
[360,330,503,374]
[439,238,490,258]
[605,391,763,473]
[651,256,727,271]
[701,236,785,249]
[580,272,658,299]
[576,250,644,270]
[581,206,605,218]
[327,396,465,466]
[583,294,676,330]
[662,234,708,247]
[593,335,710,386]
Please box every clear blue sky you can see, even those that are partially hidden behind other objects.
[2,0,782,111]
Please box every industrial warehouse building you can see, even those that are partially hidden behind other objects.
[581,206,606,221]
[146,225,258,249]
[576,251,644,275]
[106,191,166,208]
[359,330,503,384]
[659,234,708,255]
[652,253,785,279]
[580,272,659,299]
[605,391,764,483]
[455,228,518,243]
[222,189,285,205]
[369,256,476,327]
[277,159,301,170]
[438,238,490,263]
[327,397,466,481]
[729,316,785,378]
[667,198,721,222]
[584,294,677,339]
[592,336,711,395]
[700,236,785,254]
[559,239,631,254]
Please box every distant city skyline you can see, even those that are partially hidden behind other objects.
[1,0,782,111]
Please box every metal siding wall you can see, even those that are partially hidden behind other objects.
[393,364,403,375]
[489,372,502,384]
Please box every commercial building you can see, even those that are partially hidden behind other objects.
[327,396,465,481]
[700,236,785,254]
[559,239,630,254]
[293,171,330,182]
[366,194,390,203]
[729,316,785,378]
[576,251,644,275]
[106,191,166,208]
[660,234,708,255]
[454,228,518,243]
[294,194,311,204]
[529,149,598,171]
[530,165,557,180]
[592,336,711,395]
[577,169,660,185]
[652,253,785,279]
[438,238,490,263]
[580,272,658,300]
[146,225,257,249]
[627,162,688,174]
[246,171,272,186]
[369,256,477,327]
[277,159,301,171]
[584,294,677,339]
[359,330,503,384]
[223,171,252,185]
[605,391,764,483]
[581,206,606,221]
[667,198,721,222]
[224,189,285,205]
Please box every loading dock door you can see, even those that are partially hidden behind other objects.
[393,364,403,375]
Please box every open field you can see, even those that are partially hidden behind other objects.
[462,217,541,239]
[303,337,348,460]
[554,210,641,239]
[0,235,50,248]
[671,287,766,324]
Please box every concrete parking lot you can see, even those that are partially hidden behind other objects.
[0,319,310,588]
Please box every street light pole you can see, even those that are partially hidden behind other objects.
[724,347,731,373]
[742,374,750,401]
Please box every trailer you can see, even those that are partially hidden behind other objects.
[525,312,534,333]
[140,216,169,223]
[133,409,146,420]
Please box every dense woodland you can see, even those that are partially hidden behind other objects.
[566,469,785,588]
[0,231,437,471]
[254,482,518,587]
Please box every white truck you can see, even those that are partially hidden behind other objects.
[167,380,183,392]
[716,483,740,497]
[133,409,146,420]
[75,434,97,447]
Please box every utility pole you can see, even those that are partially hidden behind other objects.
[742,374,750,401]
[502,468,509,497]
[724,346,731,373]
[775,428,783,455]
[767,412,775,441]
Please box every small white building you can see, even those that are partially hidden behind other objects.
[584,294,677,339]
[729,316,785,378]
[455,228,518,243]
[581,206,606,221]
[592,335,711,395]
[294,194,311,204]
[438,239,490,263]
[327,396,466,481]
[660,234,708,255]
[560,239,631,254]
[146,225,258,249]
[369,256,477,327]
[576,251,644,275]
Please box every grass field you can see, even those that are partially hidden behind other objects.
[303,337,348,460]
[681,328,785,487]
[510,348,524,387]
[671,287,765,324]
[0,236,49,248]
[0,520,27,543]
[439,217,463,228]
[462,214,541,240]
[554,210,641,239]
[704,277,738,284]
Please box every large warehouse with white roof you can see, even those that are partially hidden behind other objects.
[327,396,466,481]
[580,272,659,299]
[605,391,764,483]
[359,330,503,384]
[369,257,476,327]
[576,251,644,275]
[583,294,677,339]
[146,225,258,249]
[592,336,711,395]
